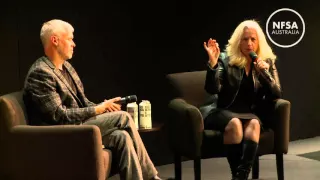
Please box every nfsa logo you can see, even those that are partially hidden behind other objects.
[266,8,305,48]
[272,21,299,34]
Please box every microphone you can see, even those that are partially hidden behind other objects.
[115,95,138,104]
[249,52,273,82]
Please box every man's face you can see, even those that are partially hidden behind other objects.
[56,31,76,60]
[240,27,259,57]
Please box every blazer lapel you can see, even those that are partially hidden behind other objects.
[42,57,84,106]
[63,62,87,105]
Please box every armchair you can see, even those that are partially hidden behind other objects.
[165,70,291,180]
[0,91,112,180]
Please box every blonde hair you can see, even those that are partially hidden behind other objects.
[40,19,74,47]
[225,19,277,68]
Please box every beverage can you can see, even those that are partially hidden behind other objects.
[139,100,152,129]
[127,102,139,129]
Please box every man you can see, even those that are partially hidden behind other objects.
[23,19,161,180]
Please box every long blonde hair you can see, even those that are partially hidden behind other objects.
[225,19,277,68]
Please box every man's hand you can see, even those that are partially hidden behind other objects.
[95,97,122,115]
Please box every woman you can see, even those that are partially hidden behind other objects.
[202,19,282,180]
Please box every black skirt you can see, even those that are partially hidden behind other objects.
[204,109,261,132]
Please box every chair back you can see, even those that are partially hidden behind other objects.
[166,70,210,107]
[0,91,28,136]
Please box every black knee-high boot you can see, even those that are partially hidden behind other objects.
[226,144,242,179]
[234,139,258,180]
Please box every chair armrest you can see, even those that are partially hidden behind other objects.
[272,99,291,154]
[7,125,106,180]
[167,98,204,158]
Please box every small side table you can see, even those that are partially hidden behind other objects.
[138,122,163,133]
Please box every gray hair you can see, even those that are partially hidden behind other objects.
[40,19,74,47]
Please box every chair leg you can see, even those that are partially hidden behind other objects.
[174,153,182,180]
[252,156,259,179]
[276,153,284,180]
[194,157,201,180]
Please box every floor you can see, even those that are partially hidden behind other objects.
[109,136,320,180]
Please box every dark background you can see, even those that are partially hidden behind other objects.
[1,0,319,165]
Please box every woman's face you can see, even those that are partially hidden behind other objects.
[240,27,259,57]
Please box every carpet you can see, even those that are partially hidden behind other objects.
[298,150,320,161]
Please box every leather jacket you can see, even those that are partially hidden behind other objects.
[199,53,282,119]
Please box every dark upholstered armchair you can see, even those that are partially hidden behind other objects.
[165,71,291,180]
[0,91,113,180]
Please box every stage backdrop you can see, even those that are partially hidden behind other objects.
[1,0,319,165]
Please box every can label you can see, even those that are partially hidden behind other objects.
[139,100,152,129]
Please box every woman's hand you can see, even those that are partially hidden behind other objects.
[254,58,270,71]
[204,38,220,68]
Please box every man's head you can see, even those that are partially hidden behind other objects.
[40,19,76,60]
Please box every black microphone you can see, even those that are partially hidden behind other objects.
[115,95,138,104]
[249,52,273,82]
